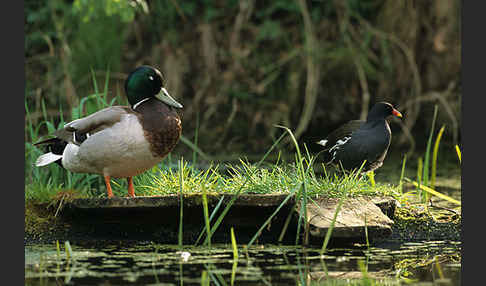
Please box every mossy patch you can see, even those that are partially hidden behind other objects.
[25,201,57,242]
[25,190,84,244]
[391,205,461,241]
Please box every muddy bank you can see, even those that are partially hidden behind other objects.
[25,193,460,245]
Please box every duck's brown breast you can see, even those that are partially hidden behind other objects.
[134,99,182,158]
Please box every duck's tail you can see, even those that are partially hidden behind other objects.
[34,137,67,167]
[35,152,63,166]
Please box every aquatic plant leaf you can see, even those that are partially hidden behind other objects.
[405,178,461,206]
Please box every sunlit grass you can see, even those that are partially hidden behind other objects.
[455,145,461,164]
[401,105,460,208]
[132,159,398,199]
[26,148,400,203]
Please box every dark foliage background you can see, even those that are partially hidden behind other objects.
[25,0,461,159]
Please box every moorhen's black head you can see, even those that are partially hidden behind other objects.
[367,102,403,121]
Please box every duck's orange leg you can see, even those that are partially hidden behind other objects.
[104,175,114,198]
[127,177,135,197]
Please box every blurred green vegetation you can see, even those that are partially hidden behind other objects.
[25,0,461,158]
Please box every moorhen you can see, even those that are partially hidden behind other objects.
[317,102,402,173]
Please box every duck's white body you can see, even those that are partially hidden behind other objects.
[61,113,162,178]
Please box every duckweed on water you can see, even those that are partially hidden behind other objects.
[25,241,461,285]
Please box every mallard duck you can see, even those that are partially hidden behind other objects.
[35,65,183,198]
[316,102,402,173]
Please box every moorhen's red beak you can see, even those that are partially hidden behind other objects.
[392,109,403,118]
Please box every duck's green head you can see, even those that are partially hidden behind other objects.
[124,65,183,109]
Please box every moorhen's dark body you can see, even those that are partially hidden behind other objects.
[317,102,402,173]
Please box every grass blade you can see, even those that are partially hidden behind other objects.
[320,160,366,254]
[194,195,225,245]
[201,270,209,286]
[431,125,446,189]
[180,135,212,161]
[64,241,73,261]
[230,227,238,260]
[178,158,184,247]
[417,157,423,201]
[455,145,461,163]
[398,154,407,194]
[231,260,238,286]
[90,67,101,107]
[103,65,111,106]
[230,227,239,286]
[246,192,295,248]
[278,199,297,243]
[405,178,461,205]
[367,171,375,187]
[192,112,200,166]
[25,100,35,141]
[364,215,370,249]
[56,240,61,260]
[202,186,211,248]
[274,125,309,245]
[423,105,439,187]
[320,195,345,254]
[435,257,445,279]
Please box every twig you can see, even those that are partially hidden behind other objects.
[25,110,71,123]
[219,97,239,145]
[429,199,460,216]
[335,0,370,120]
[355,14,424,144]
[50,1,78,109]
[400,81,459,145]
[167,0,187,23]
[293,0,321,140]
[201,0,255,139]
[396,120,416,157]
[230,0,254,63]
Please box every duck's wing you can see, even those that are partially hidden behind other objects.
[317,120,364,151]
[55,106,130,144]
[33,136,58,146]
[32,106,130,146]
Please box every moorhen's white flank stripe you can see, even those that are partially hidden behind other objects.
[329,136,351,162]
[316,139,328,147]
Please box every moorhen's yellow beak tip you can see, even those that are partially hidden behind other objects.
[392,109,403,118]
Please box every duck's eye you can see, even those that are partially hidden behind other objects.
[148,75,154,81]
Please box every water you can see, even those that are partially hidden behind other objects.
[25,240,461,285]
